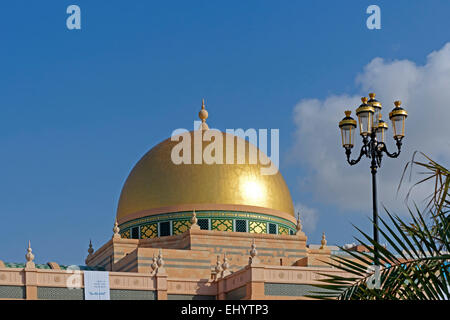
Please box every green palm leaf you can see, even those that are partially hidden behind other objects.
[309,154,450,300]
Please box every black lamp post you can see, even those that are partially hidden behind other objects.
[339,93,408,265]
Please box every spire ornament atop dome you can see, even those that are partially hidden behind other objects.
[198,98,209,130]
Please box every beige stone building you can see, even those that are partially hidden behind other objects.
[0,101,350,300]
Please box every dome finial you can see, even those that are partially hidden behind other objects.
[198,98,209,130]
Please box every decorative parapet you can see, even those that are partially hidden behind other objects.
[216,263,350,300]
[0,268,25,286]
[0,267,158,299]
[0,262,350,300]
[167,278,216,297]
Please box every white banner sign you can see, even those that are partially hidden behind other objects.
[84,271,110,300]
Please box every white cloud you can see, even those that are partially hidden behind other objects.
[291,43,450,214]
[294,203,318,233]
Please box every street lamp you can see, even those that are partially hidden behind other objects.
[338,93,408,266]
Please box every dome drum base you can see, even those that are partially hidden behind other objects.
[87,223,312,278]
[119,210,297,240]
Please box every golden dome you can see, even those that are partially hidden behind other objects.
[116,130,295,224]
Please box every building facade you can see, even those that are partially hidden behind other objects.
[0,101,350,300]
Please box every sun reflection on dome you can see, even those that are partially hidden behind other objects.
[240,179,266,203]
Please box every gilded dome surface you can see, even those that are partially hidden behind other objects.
[116,130,295,223]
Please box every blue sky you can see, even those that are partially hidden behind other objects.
[1,1,449,264]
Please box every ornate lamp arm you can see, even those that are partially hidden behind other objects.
[378,138,403,159]
[346,144,367,166]
[345,136,369,166]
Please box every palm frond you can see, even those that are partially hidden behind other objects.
[310,153,449,300]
